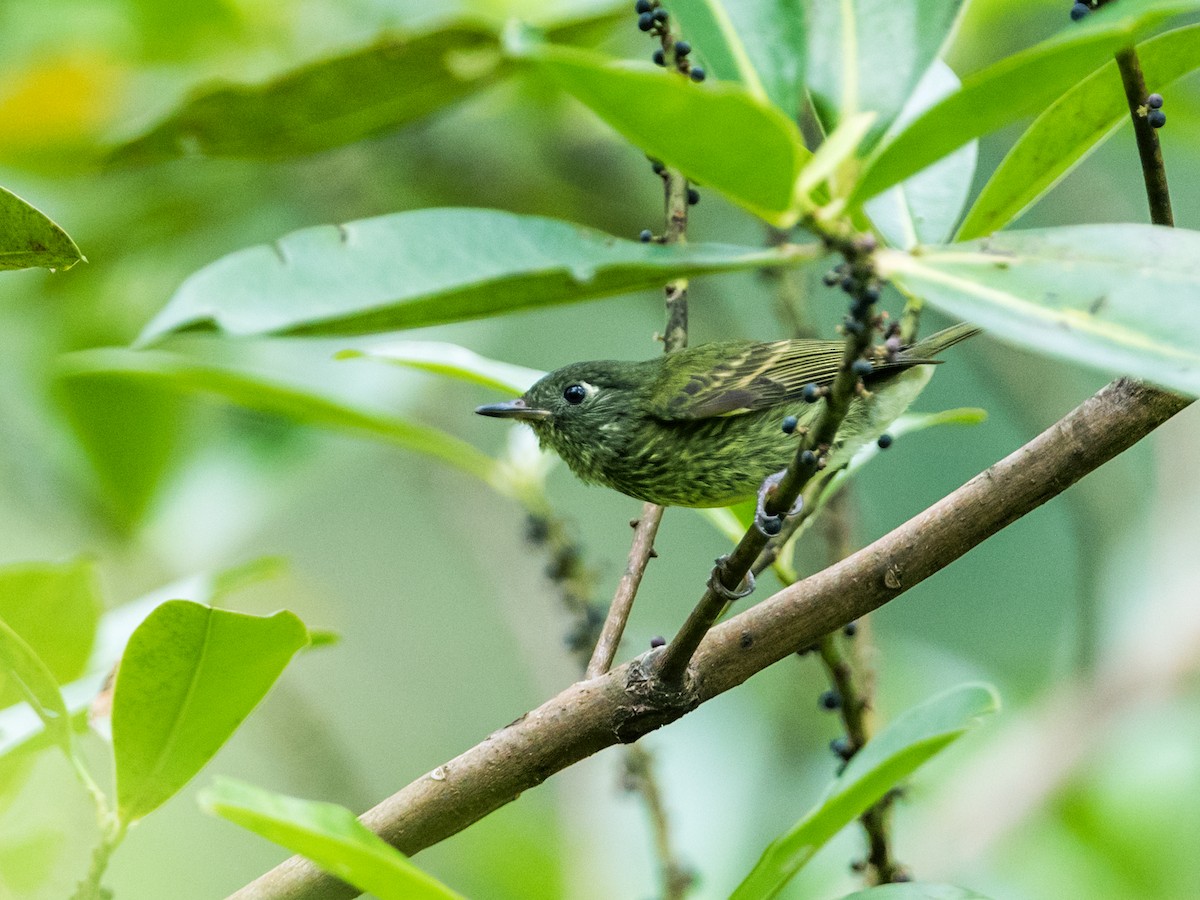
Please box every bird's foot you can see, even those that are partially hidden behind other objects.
[708,555,755,601]
[755,469,804,536]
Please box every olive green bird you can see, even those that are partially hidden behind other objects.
[477,323,978,513]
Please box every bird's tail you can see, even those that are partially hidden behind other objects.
[903,322,982,362]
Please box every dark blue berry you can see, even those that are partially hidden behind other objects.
[1070,3,1089,20]
[652,49,665,66]
[843,318,866,335]
[639,229,653,242]
[1148,93,1164,109]
[843,621,858,637]
[852,359,874,377]
[650,159,665,175]
[689,67,706,82]
[635,0,653,12]
[831,737,854,759]
[877,433,893,449]
[802,383,821,403]
[761,516,783,536]
[638,11,654,30]
[652,8,668,23]
[820,690,842,711]
[650,635,666,647]
[687,187,700,205]
[674,40,691,57]
[861,284,881,303]
[781,415,798,434]
[822,270,840,286]
[1149,109,1166,128]
[800,449,818,467]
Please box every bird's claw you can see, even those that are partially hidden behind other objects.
[709,556,755,601]
[755,469,804,536]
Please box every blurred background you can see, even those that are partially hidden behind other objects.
[2,0,1199,897]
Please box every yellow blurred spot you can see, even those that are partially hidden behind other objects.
[0,52,123,148]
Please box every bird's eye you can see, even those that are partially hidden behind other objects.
[563,384,587,405]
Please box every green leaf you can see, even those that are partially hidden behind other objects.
[56,346,509,495]
[110,24,505,164]
[878,225,1200,396]
[113,600,309,824]
[670,0,771,101]
[733,684,999,900]
[511,38,810,225]
[136,209,815,343]
[957,22,1200,240]
[805,0,963,147]
[853,0,1200,203]
[336,341,545,395]
[0,559,101,707]
[0,562,280,760]
[865,61,977,249]
[0,185,83,272]
[837,885,994,900]
[0,617,74,761]
[54,374,185,530]
[201,778,463,900]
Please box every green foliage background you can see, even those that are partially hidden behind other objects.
[2,0,1199,897]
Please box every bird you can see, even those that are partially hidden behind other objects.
[476,323,978,514]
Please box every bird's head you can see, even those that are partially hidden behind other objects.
[475,359,647,456]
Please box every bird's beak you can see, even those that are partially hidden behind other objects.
[475,398,552,422]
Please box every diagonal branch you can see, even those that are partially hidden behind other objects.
[232,377,1188,900]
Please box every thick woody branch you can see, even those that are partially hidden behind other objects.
[233,377,1188,900]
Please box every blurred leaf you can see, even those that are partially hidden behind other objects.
[879,225,1200,396]
[866,61,977,249]
[136,209,814,342]
[111,24,504,164]
[853,0,1200,203]
[718,0,807,118]
[54,375,185,531]
[337,341,545,395]
[0,830,66,895]
[0,617,74,761]
[805,0,963,147]
[201,778,463,900]
[670,0,771,101]
[305,630,341,649]
[0,559,101,707]
[113,600,309,824]
[957,22,1200,240]
[732,683,999,900]
[838,885,994,900]
[796,111,876,201]
[511,38,810,224]
[0,185,83,271]
[56,347,508,494]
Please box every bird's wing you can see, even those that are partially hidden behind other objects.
[651,340,852,420]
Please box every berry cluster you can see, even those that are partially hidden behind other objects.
[634,1,706,82]
[1146,92,1166,129]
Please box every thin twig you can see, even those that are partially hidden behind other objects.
[586,503,664,678]
[622,744,694,899]
[1114,46,1173,227]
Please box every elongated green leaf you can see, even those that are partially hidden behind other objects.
[838,885,993,900]
[113,600,309,824]
[56,347,507,493]
[866,61,977,249]
[512,39,810,225]
[337,342,545,395]
[733,684,998,900]
[0,559,101,708]
[136,209,815,343]
[111,25,504,163]
[958,23,1200,240]
[670,0,771,101]
[805,0,962,146]
[853,0,1200,203]
[878,225,1200,396]
[720,0,807,119]
[201,778,462,900]
[0,185,83,272]
[0,617,73,760]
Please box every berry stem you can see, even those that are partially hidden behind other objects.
[1114,46,1173,227]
